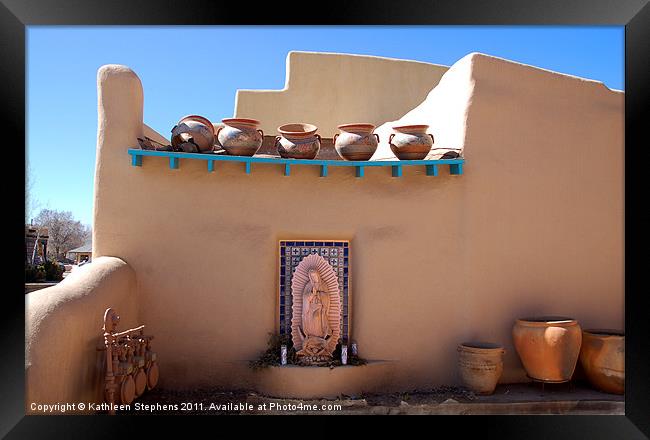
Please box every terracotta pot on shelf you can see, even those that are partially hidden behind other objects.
[216,118,264,157]
[275,123,321,159]
[457,342,505,395]
[333,123,379,161]
[579,329,624,394]
[388,124,434,160]
[171,115,215,153]
[512,316,582,383]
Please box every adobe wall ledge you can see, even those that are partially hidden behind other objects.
[251,360,399,399]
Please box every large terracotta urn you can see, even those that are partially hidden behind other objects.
[275,123,321,159]
[171,115,215,153]
[216,118,264,157]
[579,329,624,394]
[388,124,434,160]
[457,342,505,395]
[333,123,379,161]
[512,316,582,383]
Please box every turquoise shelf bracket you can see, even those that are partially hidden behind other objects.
[355,166,364,178]
[169,157,179,169]
[320,164,328,177]
[131,154,142,167]
[392,165,402,178]
[426,164,438,176]
[245,162,251,174]
[284,163,291,176]
[450,163,463,175]
[207,160,215,173]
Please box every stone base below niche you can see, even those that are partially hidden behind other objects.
[252,360,398,399]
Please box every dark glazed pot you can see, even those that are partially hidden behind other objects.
[389,124,434,160]
[334,123,379,161]
[216,118,264,157]
[171,115,215,153]
[276,123,321,160]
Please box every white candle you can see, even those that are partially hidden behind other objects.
[281,345,287,365]
[341,345,348,365]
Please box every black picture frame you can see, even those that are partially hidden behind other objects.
[4,0,648,436]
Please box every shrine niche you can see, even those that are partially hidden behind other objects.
[290,254,341,365]
[278,240,350,343]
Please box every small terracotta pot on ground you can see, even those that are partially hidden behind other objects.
[457,342,505,395]
[512,316,582,383]
[579,329,624,394]
[333,123,379,161]
[388,124,434,160]
[276,123,321,159]
[216,118,264,157]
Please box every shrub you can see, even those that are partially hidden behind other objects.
[43,260,64,281]
[25,260,63,282]
[25,263,46,282]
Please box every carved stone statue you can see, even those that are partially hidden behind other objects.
[291,254,341,364]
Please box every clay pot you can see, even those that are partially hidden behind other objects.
[457,342,505,395]
[388,124,434,160]
[276,123,321,159]
[216,118,264,156]
[579,329,624,394]
[171,115,215,153]
[512,316,582,383]
[333,123,379,161]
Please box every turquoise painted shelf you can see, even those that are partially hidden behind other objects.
[128,149,464,178]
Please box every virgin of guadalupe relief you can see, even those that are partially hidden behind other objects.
[291,254,341,365]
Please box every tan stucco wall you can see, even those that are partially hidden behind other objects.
[234,51,449,138]
[25,257,138,412]
[26,52,623,401]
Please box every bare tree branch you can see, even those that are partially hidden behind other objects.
[33,209,91,261]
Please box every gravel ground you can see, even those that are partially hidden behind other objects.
[115,382,622,415]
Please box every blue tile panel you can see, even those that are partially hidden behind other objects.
[279,240,350,341]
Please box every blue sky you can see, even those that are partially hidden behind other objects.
[26,26,624,226]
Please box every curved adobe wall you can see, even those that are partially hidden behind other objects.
[25,257,138,412]
[91,52,623,395]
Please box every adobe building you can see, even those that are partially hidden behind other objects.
[67,241,93,264]
[25,51,623,409]
[25,225,48,265]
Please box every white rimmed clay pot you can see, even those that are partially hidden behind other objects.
[275,123,321,159]
[512,316,582,383]
[388,124,434,160]
[333,123,379,161]
[216,118,264,157]
[457,342,505,395]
